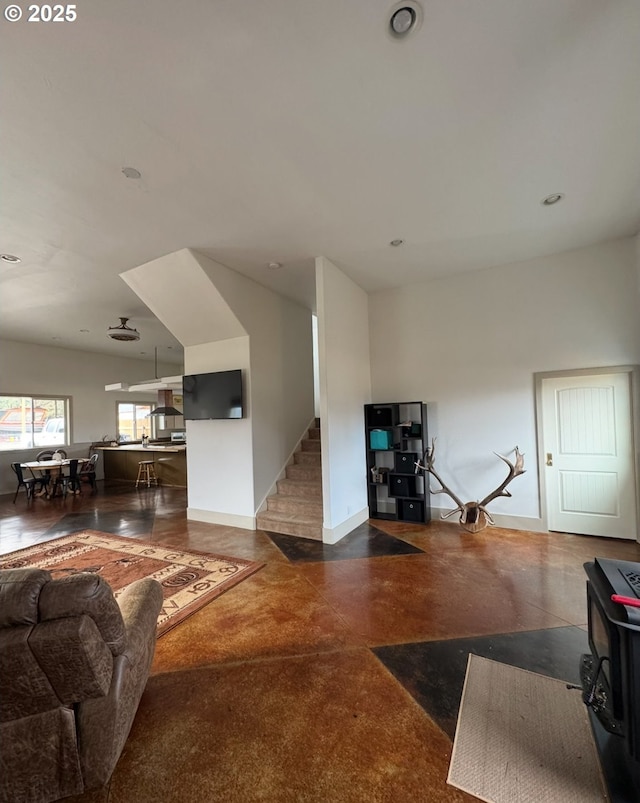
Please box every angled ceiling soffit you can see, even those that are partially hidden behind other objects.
[191,249,277,335]
[120,249,246,347]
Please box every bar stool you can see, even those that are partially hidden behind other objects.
[135,460,158,488]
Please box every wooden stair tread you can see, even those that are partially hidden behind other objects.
[258,510,322,524]
[268,493,322,505]
[259,421,324,540]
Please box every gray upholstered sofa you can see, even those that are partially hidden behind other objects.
[0,567,163,802]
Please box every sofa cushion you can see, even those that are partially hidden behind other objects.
[30,616,113,704]
[39,573,127,655]
[0,627,60,722]
[0,569,52,627]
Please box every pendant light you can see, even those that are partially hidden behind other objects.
[107,317,140,342]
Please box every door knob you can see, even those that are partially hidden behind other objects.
[546,453,553,466]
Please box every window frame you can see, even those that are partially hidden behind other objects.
[0,393,71,451]
[115,401,156,443]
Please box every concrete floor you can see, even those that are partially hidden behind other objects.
[2,482,639,802]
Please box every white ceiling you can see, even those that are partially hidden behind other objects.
[2,0,639,366]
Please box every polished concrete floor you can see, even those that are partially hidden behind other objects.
[2,482,640,802]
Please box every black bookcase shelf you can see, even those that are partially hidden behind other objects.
[364,401,430,524]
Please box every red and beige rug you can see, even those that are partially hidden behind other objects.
[0,530,263,637]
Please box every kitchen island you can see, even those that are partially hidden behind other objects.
[98,444,187,487]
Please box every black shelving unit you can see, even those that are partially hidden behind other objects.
[364,401,430,523]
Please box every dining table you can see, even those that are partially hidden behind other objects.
[20,459,76,498]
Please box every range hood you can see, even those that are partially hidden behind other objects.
[149,389,182,418]
[149,405,182,416]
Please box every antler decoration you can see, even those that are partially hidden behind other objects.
[415,440,525,533]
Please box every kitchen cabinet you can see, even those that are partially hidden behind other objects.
[99,446,187,487]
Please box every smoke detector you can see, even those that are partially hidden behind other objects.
[107,317,140,342]
[388,2,422,39]
[541,193,565,206]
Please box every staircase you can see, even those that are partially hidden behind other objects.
[256,421,323,541]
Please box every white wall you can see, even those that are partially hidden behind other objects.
[192,252,314,515]
[316,257,372,542]
[0,339,179,493]
[368,237,640,528]
[184,337,255,527]
[312,315,320,417]
[636,232,640,295]
[122,249,314,529]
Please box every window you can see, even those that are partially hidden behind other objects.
[0,396,69,450]
[116,402,155,442]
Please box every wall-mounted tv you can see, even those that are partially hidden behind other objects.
[182,370,244,420]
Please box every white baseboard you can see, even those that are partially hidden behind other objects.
[187,507,256,531]
[322,506,369,544]
[430,506,546,533]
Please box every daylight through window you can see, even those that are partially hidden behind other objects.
[0,396,69,451]
[116,403,155,442]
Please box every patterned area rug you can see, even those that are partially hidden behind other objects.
[0,531,263,637]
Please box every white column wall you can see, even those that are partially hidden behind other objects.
[184,337,255,528]
[313,315,320,418]
[636,232,640,295]
[316,256,371,543]
[368,237,640,529]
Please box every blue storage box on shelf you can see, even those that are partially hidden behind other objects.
[370,429,393,450]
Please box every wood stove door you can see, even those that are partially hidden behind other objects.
[539,369,637,540]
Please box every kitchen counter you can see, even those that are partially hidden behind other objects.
[97,444,186,453]
[98,445,187,486]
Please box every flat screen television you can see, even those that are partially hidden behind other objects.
[581,558,640,791]
[182,370,243,420]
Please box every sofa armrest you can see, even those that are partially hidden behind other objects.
[76,579,162,790]
[117,578,163,663]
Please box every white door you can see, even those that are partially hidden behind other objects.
[541,372,636,539]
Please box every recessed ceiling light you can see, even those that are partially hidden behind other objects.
[1,253,21,263]
[79,329,90,333]
[51,337,61,341]
[390,239,404,247]
[268,262,283,270]
[388,2,422,39]
[122,166,142,180]
[541,193,564,206]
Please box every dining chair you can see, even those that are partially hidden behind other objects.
[10,463,40,503]
[78,453,98,490]
[33,451,61,495]
[58,459,81,498]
